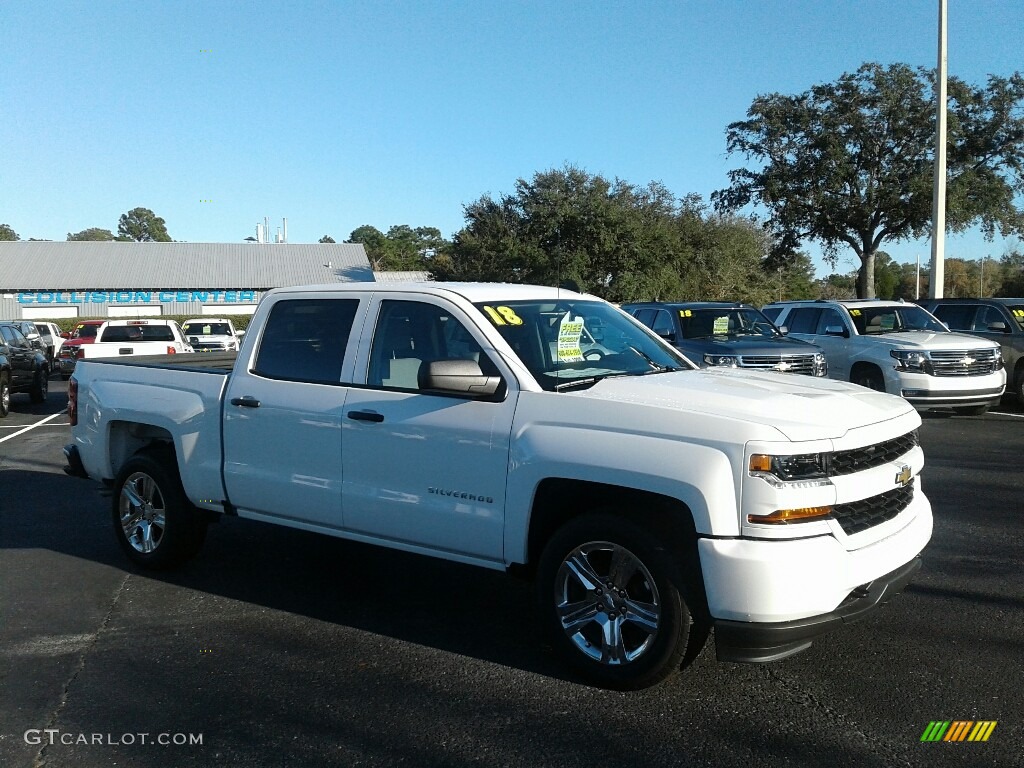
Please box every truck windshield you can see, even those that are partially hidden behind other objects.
[183,322,231,336]
[473,300,692,391]
[679,308,781,339]
[850,305,946,335]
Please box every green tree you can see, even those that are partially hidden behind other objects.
[67,228,115,241]
[0,223,19,241]
[998,247,1024,295]
[318,235,336,243]
[117,207,171,242]
[714,63,1024,299]
[346,225,388,268]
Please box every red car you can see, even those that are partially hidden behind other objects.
[57,320,106,380]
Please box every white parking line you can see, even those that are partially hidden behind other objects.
[0,412,66,443]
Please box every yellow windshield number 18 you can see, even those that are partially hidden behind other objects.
[483,306,524,326]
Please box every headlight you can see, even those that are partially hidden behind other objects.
[704,354,739,367]
[890,349,929,372]
[813,352,827,376]
[749,452,830,485]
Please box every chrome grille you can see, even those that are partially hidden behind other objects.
[830,430,919,476]
[738,354,817,375]
[929,348,1000,377]
[832,481,914,535]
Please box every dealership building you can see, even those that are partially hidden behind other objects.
[0,241,374,320]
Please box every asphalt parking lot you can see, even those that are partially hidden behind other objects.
[1,378,1022,768]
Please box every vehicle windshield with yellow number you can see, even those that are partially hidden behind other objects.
[473,300,692,391]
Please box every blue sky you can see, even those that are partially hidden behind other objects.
[3,0,1022,278]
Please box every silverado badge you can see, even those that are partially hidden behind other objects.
[895,464,912,487]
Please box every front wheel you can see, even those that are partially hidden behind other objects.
[537,513,700,690]
[851,366,885,392]
[953,405,988,416]
[0,374,10,418]
[29,368,48,404]
[112,448,207,570]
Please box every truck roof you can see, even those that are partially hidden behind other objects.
[269,281,595,303]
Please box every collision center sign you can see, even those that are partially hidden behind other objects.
[17,290,259,305]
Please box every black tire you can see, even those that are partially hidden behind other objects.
[0,374,10,418]
[953,405,988,416]
[29,368,49,404]
[537,513,701,690]
[851,365,885,392]
[112,447,207,570]
[1015,367,1024,404]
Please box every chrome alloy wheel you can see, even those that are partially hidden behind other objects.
[554,541,661,665]
[118,472,167,553]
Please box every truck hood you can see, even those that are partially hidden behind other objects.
[576,368,912,441]
[854,330,1001,350]
[678,335,821,358]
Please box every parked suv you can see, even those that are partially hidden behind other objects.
[181,317,243,352]
[0,321,50,416]
[761,300,1005,414]
[623,302,827,376]
[918,297,1024,402]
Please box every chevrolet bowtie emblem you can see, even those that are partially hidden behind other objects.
[774,361,792,372]
[961,356,975,366]
[895,464,912,487]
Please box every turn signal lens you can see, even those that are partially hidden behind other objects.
[747,506,833,525]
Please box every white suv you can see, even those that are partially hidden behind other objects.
[181,318,243,352]
[762,300,1005,414]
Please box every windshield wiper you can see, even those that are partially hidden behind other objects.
[626,344,678,372]
[554,377,600,392]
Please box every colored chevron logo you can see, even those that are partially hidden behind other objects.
[920,720,997,742]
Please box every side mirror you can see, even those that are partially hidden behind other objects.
[656,328,676,342]
[824,325,849,338]
[419,359,501,396]
[778,326,789,335]
[61,332,72,339]
[987,322,1008,333]
[236,329,246,337]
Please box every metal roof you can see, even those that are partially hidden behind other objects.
[0,241,374,290]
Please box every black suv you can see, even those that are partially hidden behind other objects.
[0,321,50,417]
[918,297,1024,401]
[622,302,827,376]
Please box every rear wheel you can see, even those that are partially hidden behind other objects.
[537,513,702,690]
[0,374,10,417]
[112,447,207,570]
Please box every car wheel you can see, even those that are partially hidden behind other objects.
[851,366,885,392]
[537,513,700,690]
[1015,367,1024,404]
[112,447,208,570]
[29,368,49,404]
[0,374,10,418]
[953,405,988,416]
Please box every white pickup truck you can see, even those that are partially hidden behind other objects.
[69,319,194,362]
[65,283,932,689]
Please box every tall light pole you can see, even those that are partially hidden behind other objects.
[929,0,948,298]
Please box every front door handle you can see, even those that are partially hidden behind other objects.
[347,410,384,423]
[230,396,261,408]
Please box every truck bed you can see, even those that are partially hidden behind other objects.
[81,352,238,373]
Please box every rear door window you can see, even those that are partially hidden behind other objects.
[932,304,978,331]
[253,299,359,383]
[786,308,821,334]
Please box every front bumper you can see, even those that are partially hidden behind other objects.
[884,368,1005,409]
[714,556,921,662]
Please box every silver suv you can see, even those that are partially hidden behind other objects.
[762,299,1005,414]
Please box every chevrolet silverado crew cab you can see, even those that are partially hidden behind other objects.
[622,301,827,376]
[762,299,1005,415]
[65,283,932,689]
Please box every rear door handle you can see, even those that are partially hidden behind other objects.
[230,396,261,408]
[347,410,384,423]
